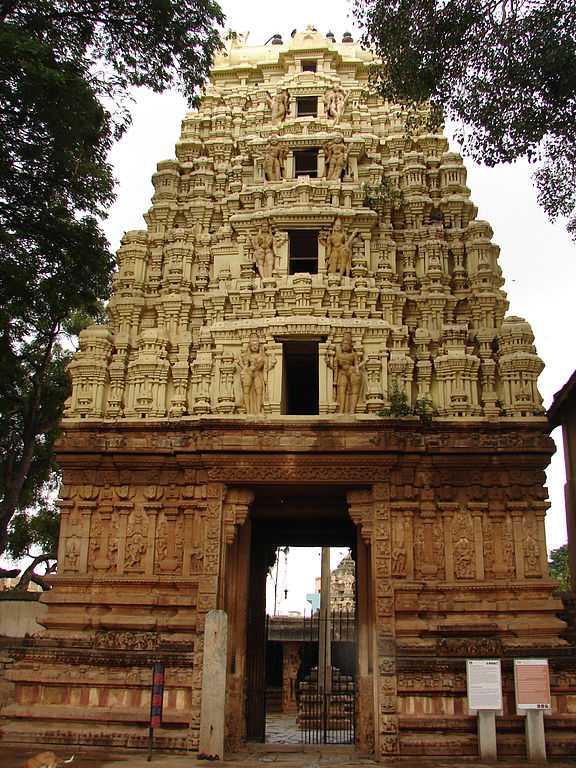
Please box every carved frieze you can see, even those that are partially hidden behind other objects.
[436,637,503,657]
[93,631,160,651]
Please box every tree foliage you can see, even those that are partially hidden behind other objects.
[353,0,576,237]
[549,543,572,591]
[0,0,224,586]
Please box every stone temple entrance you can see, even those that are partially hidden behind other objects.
[223,487,368,748]
[241,490,358,745]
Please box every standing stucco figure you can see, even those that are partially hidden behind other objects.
[325,136,348,180]
[266,88,290,124]
[263,136,287,181]
[236,335,273,414]
[249,222,277,278]
[324,85,347,121]
[328,333,364,414]
[323,218,359,276]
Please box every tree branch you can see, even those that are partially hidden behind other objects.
[0,566,20,580]
[14,553,57,592]
[0,1,20,23]
[0,320,60,552]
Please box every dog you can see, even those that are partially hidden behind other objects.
[23,753,75,768]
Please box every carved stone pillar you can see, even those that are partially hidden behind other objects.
[372,482,399,757]
[347,489,375,752]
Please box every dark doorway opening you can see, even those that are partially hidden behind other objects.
[294,148,319,178]
[288,229,318,274]
[302,60,317,73]
[296,96,318,117]
[282,340,319,415]
[265,639,284,715]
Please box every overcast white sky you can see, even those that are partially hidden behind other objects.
[99,1,574,597]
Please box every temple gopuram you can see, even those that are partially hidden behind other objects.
[3,26,575,759]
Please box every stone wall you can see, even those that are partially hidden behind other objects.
[0,599,47,639]
[0,419,573,756]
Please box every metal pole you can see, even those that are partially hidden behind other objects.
[319,547,332,741]
[318,547,331,692]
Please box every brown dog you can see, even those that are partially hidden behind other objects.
[24,753,75,768]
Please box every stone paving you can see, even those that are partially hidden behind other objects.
[265,712,355,746]
[266,713,301,744]
[3,743,576,768]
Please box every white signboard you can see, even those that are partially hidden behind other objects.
[514,659,551,712]
[467,659,503,713]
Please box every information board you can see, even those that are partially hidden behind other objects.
[466,659,503,712]
[514,659,551,712]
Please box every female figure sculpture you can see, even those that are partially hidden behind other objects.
[323,85,347,121]
[327,332,364,414]
[266,88,290,124]
[236,335,272,414]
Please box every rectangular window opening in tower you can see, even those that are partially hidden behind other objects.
[281,340,319,415]
[288,230,318,274]
[296,96,318,117]
[294,148,319,179]
[302,60,317,73]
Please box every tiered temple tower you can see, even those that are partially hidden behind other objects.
[3,27,575,758]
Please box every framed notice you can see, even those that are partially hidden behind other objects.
[467,659,503,713]
[514,659,551,713]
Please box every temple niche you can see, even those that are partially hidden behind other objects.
[4,26,575,761]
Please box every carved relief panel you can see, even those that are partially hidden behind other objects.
[414,506,445,579]
[154,509,184,575]
[451,510,476,580]
[522,512,544,578]
[391,512,412,578]
[88,507,119,573]
[483,510,515,579]
[124,509,150,573]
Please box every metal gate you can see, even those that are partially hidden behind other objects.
[299,679,356,744]
[297,611,356,745]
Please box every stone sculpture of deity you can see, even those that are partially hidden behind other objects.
[263,136,287,182]
[236,335,274,414]
[249,222,277,278]
[322,218,360,276]
[323,85,347,121]
[327,332,364,414]
[324,136,348,181]
[266,88,290,124]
